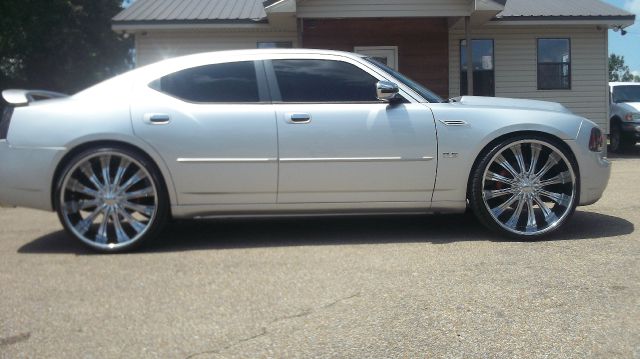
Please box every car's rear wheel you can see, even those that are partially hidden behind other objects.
[470,135,578,238]
[55,147,168,252]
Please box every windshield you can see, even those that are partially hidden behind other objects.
[364,57,444,103]
[612,85,640,103]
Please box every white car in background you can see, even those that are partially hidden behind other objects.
[609,82,640,152]
[0,49,611,252]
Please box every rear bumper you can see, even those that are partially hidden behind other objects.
[0,141,63,211]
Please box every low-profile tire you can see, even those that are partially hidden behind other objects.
[54,146,169,253]
[469,135,579,239]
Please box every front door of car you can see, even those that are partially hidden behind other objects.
[267,58,438,204]
[130,60,278,205]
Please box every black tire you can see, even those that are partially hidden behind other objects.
[609,122,635,153]
[54,146,169,253]
[609,122,622,153]
[469,134,579,239]
[621,135,637,151]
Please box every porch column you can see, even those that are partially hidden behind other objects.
[465,16,473,96]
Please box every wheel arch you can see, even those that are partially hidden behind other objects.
[51,140,174,214]
[465,130,580,201]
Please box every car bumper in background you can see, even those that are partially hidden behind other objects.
[620,122,640,138]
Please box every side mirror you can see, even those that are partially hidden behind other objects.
[376,81,401,103]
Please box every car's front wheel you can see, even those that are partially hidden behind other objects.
[609,122,636,153]
[55,146,168,252]
[469,135,579,238]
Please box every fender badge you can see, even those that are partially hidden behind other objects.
[443,152,459,159]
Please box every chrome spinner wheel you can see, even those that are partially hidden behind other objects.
[58,150,160,251]
[480,139,576,236]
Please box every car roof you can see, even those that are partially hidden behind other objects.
[129,48,371,84]
[144,48,365,68]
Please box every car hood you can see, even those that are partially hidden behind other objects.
[614,102,640,113]
[449,96,572,114]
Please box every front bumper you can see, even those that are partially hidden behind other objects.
[620,122,640,138]
[570,121,612,206]
[0,141,63,211]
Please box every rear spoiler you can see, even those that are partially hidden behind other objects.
[2,89,68,106]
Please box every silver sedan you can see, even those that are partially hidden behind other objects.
[0,49,611,252]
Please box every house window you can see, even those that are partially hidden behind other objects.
[460,39,495,97]
[354,46,399,70]
[537,38,571,90]
[257,41,293,48]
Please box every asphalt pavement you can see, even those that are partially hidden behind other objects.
[1,156,639,358]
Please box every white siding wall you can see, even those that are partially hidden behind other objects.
[449,25,610,129]
[135,30,298,66]
[297,0,471,18]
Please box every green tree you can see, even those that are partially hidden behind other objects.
[609,53,635,82]
[0,0,132,94]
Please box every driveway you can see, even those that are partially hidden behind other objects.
[1,157,638,358]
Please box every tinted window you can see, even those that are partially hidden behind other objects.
[537,39,571,90]
[272,59,378,102]
[158,61,259,103]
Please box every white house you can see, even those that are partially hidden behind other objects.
[112,0,635,130]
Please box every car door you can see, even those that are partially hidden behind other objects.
[267,57,438,204]
[130,60,278,205]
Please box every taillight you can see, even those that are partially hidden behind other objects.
[588,127,604,152]
[0,106,13,140]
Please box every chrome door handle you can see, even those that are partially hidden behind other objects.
[144,113,171,125]
[288,113,311,124]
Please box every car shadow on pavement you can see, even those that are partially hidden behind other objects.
[18,210,634,254]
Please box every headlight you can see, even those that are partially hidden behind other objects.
[589,127,604,152]
[624,112,640,121]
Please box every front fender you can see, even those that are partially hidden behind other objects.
[427,104,584,209]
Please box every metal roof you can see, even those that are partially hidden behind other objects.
[497,0,634,19]
[113,0,267,24]
[112,0,634,24]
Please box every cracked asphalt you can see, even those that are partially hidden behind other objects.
[1,156,639,358]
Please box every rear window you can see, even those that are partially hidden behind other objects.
[155,61,259,103]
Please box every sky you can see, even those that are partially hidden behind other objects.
[604,0,640,74]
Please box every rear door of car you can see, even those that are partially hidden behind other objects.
[130,60,278,205]
[266,55,438,204]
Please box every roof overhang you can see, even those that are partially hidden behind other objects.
[474,0,506,12]
[470,0,506,25]
[112,19,269,32]
[263,0,297,31]
[490,15,636,28]
[264,0,296,13]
